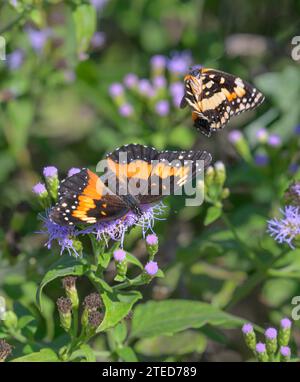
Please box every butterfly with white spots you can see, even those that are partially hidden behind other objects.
[180,65,265,137]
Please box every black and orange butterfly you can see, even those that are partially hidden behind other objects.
[50,144,212,226]
[180,65,265,137]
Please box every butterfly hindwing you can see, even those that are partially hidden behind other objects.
[50,169,128,226]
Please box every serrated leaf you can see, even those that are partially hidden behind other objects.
[204,206,222,226]
[36,256,87,310]
[131,300,244,339]
[12,348,59,362]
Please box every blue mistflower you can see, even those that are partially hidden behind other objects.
[267,206,300,249]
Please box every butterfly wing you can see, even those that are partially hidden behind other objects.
[105,144,212,205]
[50,168,128,226]
[184,68,265,136]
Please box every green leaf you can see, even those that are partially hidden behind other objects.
[70,344,96,362]
[72,4,96,55]
[131,300,244,339]
[135,330,207,356]
[112,321,127,345]
[36,256,87,311]
[204,206,222,226]
[12,348,59,362]
[116,346,138,362]
[126,254,143,269]
[97,290,142,333]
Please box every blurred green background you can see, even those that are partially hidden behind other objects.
[0,0,300,361]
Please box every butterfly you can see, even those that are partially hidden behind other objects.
[180,65,265,137]
[50,144,212,226]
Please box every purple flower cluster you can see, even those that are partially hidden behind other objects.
[108,51,192,120]
[26,27,52,53]
[267,205,300,249]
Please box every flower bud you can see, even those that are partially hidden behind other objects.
[279,317,292,346]
[214,161,226,186]
[62,276,79,310]
[142,261,159,282]
[0,296,6,320]
[56,297,72,332]
[113,249,127,281]
[32,182,50,209]
[242,323,256,351]
[205,166,215,187]
[43,166,59,200]
[255,342,269,362]
[221,187,230,199]
[86,311,103,337]
[3,310,18,330]
[82,293,102,329]
[0,339,13,362]
[265,327,278,355]
[228,130,252,163]
[280,346,291,362]
[146,234,158,259]
[255,128,268,143]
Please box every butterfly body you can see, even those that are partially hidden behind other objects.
[181,66,265,137]
[50,144,212,226]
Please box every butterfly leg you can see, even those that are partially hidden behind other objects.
[192,112,211,137]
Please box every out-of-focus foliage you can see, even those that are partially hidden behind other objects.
[0,0,300,362]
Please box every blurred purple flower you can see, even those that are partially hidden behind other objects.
[146,233,158,246]
[26,28,51,52]
[294,125,300,135]
[138,79,155,97]
[119,103,133,117]
[228,130,242,143]
[255,128,268,142]
[256,342,266,353]
[267,205,300,249]
[268,134,281,147]
[90,0,108,11]
[153,75,166,89]
[155,100,169,116]
[167,51,192,75]
[123,73,138,89]
[113,249,126,262]
[280,346,291,357]
[265,327,277,340]
[281,318,292,329]
[150,55,167,70]
[169,82,185,107]
[7,49,24,70]
[145,261,158,276]
[32,183,47,195]
[242,323,253,334]
[289,163,299,174]
[109,83,124,98]
[91,32,106,49]
[43,166,57,178]
[254,154,268,166]
[68,168,81,177]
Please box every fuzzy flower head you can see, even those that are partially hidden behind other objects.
[146,234,158,246]
[267,205,300,249]
[32,182,47,195]
[254,154,268,167]
[265,327,277,340]
[145,261,158,276]
[68,167,81,177]
[242,323,253,334]
[256,342,266,353]
[228,130,243,143]
[119,103,133,117]
[43,166,57,178]
[169,82,185,107]
[256,128,268,142]
[155,100,169,116]
[26,27,51,52]
[268,134,281,147]
[280,318,292,329]
[113,249,126,262]
[167,51,192,75]
[7,49,24,70]
[280,346,291,357]
[109,83,124,98]
[123,73,138,89]
[151,55,167,70]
